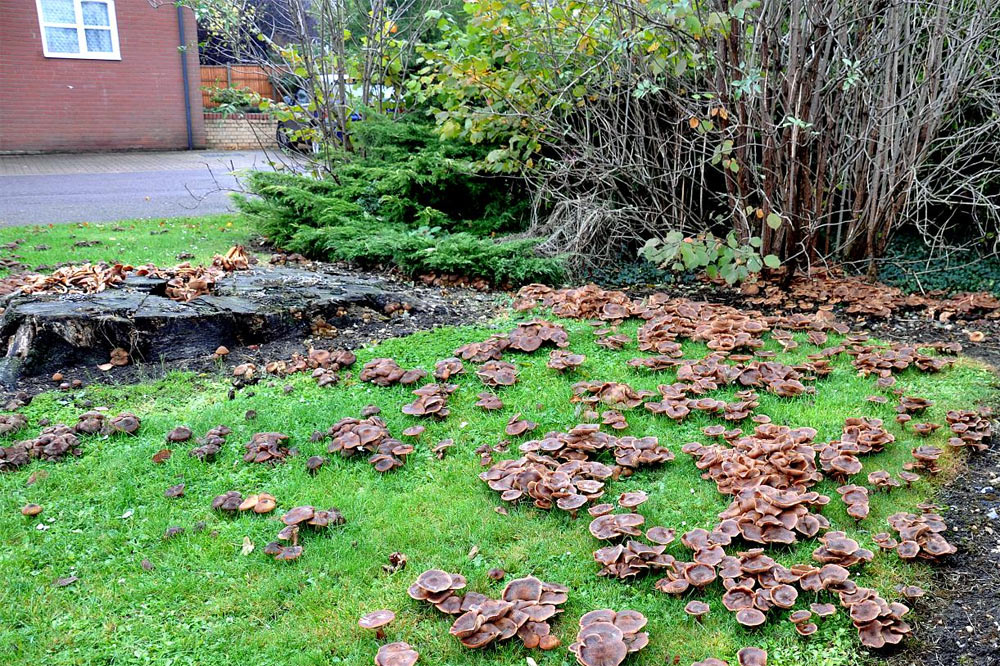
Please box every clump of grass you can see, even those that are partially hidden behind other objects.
[0,317,992,666]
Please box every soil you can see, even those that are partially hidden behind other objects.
[893,442,1000,666]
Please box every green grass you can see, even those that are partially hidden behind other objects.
[0,315,993,666]
[0,215,251,276]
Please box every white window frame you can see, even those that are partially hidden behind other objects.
[35,0,121,60]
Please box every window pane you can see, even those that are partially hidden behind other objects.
[45,26,80,53]
[84,28,112,52]
[81,2,110,26]
[40,0,75,23]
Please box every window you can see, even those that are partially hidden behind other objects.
[35,0,120,60]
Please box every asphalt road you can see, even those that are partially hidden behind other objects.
[0,150,283,226]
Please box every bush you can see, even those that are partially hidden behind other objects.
[234,117,564,285]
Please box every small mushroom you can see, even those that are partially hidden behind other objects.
[306,455,326,474]
[475,392,504,410]
[166,426,192,443]
[359,609,396,640]
[110,347,129,366]
[375,642,419,666]
[164,483,185,498]
[21,503,43,517]
[684,600,710,622]
[214,346,230,357]
[402,425,425,439]
[487,568,506,581]
[737,647,767,666]
[505,413,538,437]
[431,439,454,459]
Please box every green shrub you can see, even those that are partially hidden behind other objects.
[235,117,564,285]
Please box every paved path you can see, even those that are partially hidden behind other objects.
[0,150,290,226]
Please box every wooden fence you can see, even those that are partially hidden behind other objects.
[200,64,280,108]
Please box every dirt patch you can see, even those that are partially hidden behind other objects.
[891,440,1000,666]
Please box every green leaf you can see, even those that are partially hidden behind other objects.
[766,213,782,230]
[763,254,781,269]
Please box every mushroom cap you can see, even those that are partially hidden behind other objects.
[618,490,648,509]
[736,647,768,666]
[402,426,425,438]
[613,609,647,634]
[375,642,419,666]
[684,600,710,617]
[281,506,315,525]
[693,660,730,666]
[735,608,767,627]
[21,503,43,517]
[359,609,396,630]
[415,569,455,594]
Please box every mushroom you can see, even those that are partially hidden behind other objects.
[548,350,586,372]
[214,346,230,357]
[402,425,425,439]
[735,608,766,628]
[736,647,767,666]
[505,414,538,437]
[359,609,396,640]
[21,503,43,517]
[431,439,454,459]
[167,426,192,443]
[375,642,419,666]
[684,600,710,622]
[306,455,326,474]
[475,393,504,410]
[164,483,185,498]
[617,491,648,509]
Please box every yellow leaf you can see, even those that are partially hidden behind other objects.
[241,536,255,556]
[689,117,700,129]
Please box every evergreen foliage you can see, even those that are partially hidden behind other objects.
[235,116,564,285]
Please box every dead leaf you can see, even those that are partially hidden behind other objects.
[141,559,154,571]
[241,536,255,556]
[121,509,133,520]
[968,330,986,342]
[527,658,539,666]
[467,545,479,560]
[54,576,78,587]
[152,449,172,464]
[97,363,114,372]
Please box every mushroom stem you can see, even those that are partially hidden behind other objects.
[376,628,385,640]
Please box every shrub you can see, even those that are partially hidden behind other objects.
[235,117,564,285]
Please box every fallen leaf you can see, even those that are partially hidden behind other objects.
[97,363,114,372]
[54,576,78,587]
[241,536,255,556]
[141,559,154,571]
[121,509,134,520]
[152,449,172,464]
[467,545,479,560]
[968,330,985,342]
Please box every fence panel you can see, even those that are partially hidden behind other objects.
[200,65,280,108]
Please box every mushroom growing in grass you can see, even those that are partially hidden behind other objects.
[402,425,425,439]
[359,609,396,640]
[737,647,768,666]
[375,642,419,666]
[685,600,710,622]
[21,503,43,517]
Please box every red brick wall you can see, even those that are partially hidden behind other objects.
[0,1,205,153]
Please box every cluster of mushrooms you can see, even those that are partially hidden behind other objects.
[261,348,357,387]
[1,412,141,471]
[325,415,414,472]
[409,570,567,651]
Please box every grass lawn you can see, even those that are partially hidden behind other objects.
[0,310,993,666]
[0,214,251,276]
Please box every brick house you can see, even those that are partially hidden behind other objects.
[0,0,205,153]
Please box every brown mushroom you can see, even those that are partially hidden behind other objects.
[164,483,185,499]
[359,609,396,640]
[736,647,767,666]
[21,503,42,517]
[505,414,538,437]
[375,642,419,666]
[166,426,192,443]
[475,392,504,410]
[685,600,710,622]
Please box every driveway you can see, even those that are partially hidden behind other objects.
[0,150,288,226]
